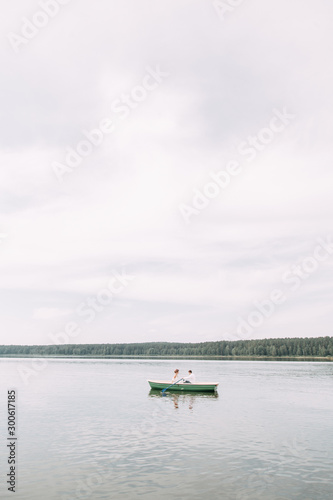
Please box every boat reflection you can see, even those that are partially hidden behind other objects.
[148,389,218,409]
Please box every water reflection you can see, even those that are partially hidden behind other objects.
[1,360,332,499]
[149,389,218,398]
[148,389,218,410]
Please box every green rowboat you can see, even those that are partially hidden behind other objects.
[148,380,219,392]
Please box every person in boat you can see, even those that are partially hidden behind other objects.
[183,370,196,383]
[171,369,180,383]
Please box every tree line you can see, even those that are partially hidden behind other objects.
[0,336,333,358]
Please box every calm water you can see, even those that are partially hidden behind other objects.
[0,358,332,500]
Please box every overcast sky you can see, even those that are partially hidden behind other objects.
[1,0,332,346]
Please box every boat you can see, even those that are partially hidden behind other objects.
[148,380,219,392]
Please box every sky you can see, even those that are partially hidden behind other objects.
[0,0,333,346]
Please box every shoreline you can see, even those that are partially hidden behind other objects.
[0,354,332,361]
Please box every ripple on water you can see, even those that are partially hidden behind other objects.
[0,359,333,499]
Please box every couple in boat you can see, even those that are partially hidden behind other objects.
[172,369,196,384]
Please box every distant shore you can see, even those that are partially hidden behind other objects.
[1,337,332,359]
[1,354,333,361]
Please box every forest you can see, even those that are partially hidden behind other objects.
[0,336,332,358]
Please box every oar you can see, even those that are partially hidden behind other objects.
[162,378,184,395]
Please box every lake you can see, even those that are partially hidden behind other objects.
[0,358,332,499]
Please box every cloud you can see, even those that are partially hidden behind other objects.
[32,307,72,320]
[0,0,333,344]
